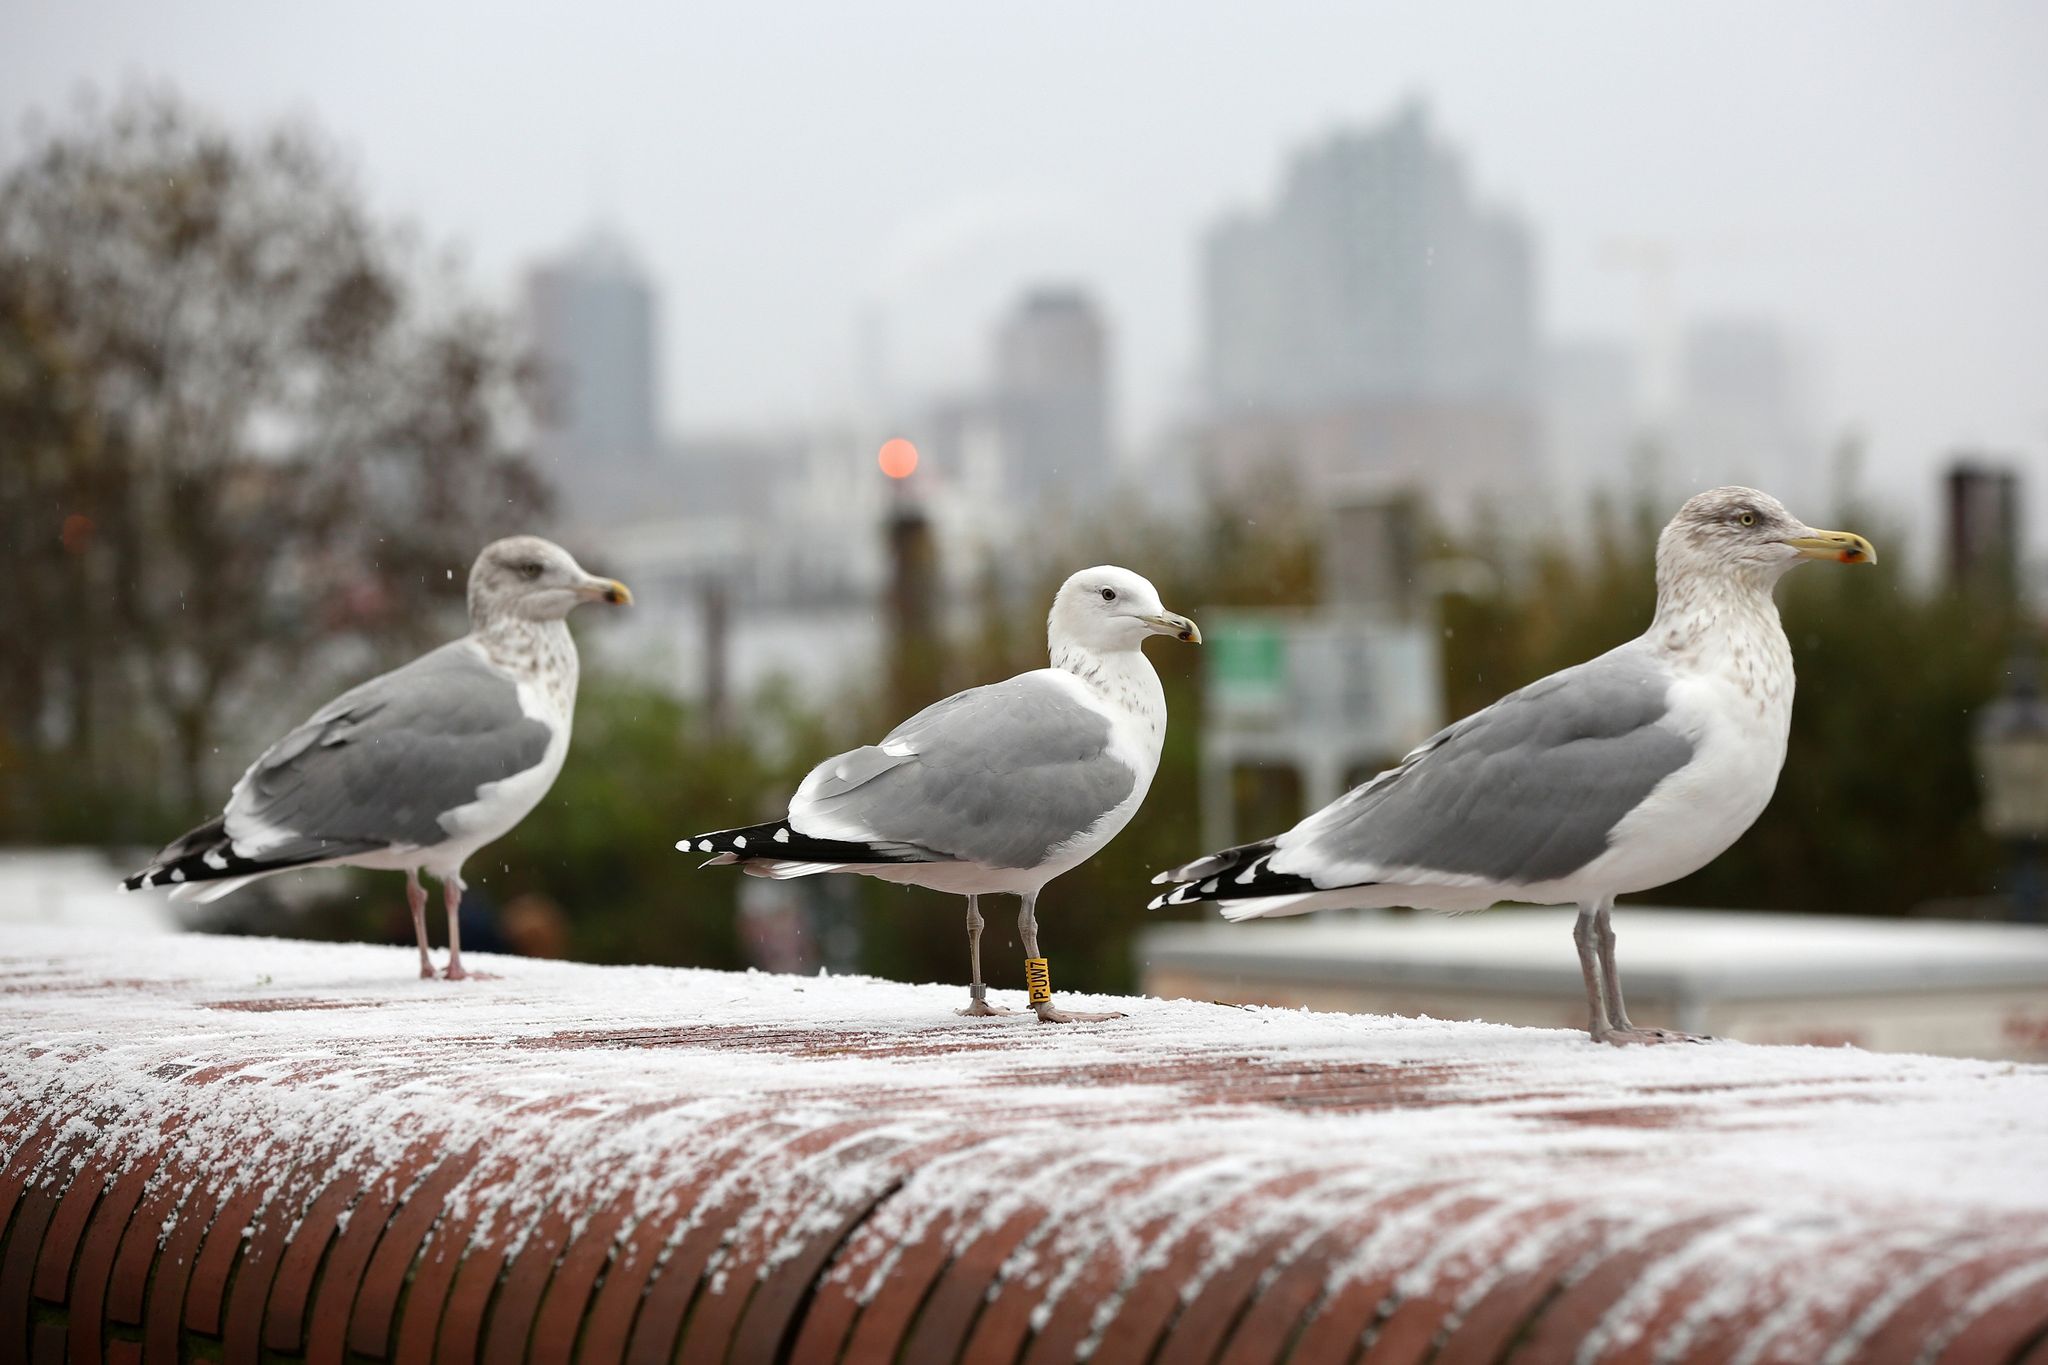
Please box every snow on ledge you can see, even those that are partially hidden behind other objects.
[4,927,2048,1361]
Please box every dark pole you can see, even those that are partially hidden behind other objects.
[700,574,730,738]
[885,481,943,719]
[2014,837,2045,925]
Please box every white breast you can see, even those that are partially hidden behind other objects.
[425,659,576,878]
[1568,615,1795,900]
[1028,652,1167,885]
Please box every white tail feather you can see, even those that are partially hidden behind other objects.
[169,871,269,904]
[739,860,852,880]
[1216,891,1325,921]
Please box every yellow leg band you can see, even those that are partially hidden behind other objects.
[1025,957,1052,1005]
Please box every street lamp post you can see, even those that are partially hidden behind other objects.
[1974,643,2048,923]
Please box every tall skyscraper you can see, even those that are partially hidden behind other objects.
[526,228,661,515]
[1203,101,1536,414]
[1543,338,1643,505]
[1197,102,1539,513]
[991,287,1111,502]
[1672,317,1814,508]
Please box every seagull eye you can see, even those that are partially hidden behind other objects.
[1099,587,1117,602]
[1738,512,1755,527]
[517,561,545,580]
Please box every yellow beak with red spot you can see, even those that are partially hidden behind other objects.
[1784,530,1876,565]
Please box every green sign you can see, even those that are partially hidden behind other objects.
[1209,624,1286,701]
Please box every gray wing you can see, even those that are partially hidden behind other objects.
[223,641,553,858]
[1282,646,1694,886]
[788,673,1136,869]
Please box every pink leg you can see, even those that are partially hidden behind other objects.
[406,870,435,979]
[441,876,469,981]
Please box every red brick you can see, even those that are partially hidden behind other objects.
[628,1117,878,1365]
[263,1164,365,1352]
[30,1147,109,1304]
[1505,1211,1738,1365]
[61,1139,159,1365]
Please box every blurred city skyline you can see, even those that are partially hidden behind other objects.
[5,6,2043,1019]
[7,2,2047,533]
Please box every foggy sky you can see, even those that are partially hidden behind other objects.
[7,1,2046,532]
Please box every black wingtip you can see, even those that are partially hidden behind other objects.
[1146,882,1202,911]
[122,864,198,893]
[123,831,354,893]
[685,818,927,868]
[123,865,181,892]
[683,821,791,860]
[1147,839,1320,909]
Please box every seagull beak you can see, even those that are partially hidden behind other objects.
[1142,611,1202,644]
[578,577,635,605]
[1783,529,1877,566]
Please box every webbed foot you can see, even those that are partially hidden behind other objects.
[1034,1003,1125,1024]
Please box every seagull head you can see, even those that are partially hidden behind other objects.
[1659,487,1876,590]
[469,536,634,625]
[1047,566,1201,656]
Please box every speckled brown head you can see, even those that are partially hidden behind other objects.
[1657,486,1875,589]
[467,536,633,626]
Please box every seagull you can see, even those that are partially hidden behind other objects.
[1150,487,1875,1045]
[685,567,1199,1023]
[124,537,632,980]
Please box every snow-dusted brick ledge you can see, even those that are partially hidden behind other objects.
[3,929,2047,1364]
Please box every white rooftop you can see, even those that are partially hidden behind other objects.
[1141,906,2048,999]
[0,848,178,935]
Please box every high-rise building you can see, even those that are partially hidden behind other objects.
[526,228,661,516]
[991,287,1111,502]
[1672,318,1814,508]
[1204,101,1536,413]
[1540,320,1821,518]
[1198,102,1539,512]
[1543,338,1643,507]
